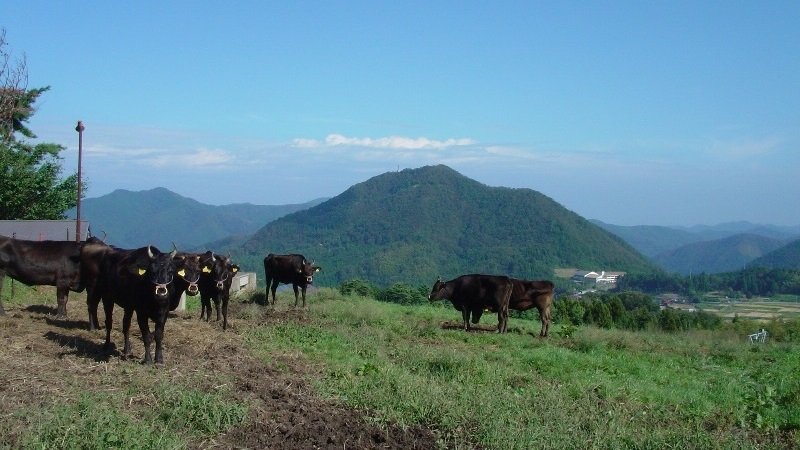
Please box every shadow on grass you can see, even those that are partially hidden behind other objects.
[43,330,112,362]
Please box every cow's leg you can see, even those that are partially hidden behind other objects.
[136,312,153,364]
[301,286,307,308]
[461,308,471,331]
[0,273,6,316]
[121,308,135,358]
[86,283,100,331]
[270,282,279,306]
[541,306,551,337]
[292,284,300,307]
[264,278,271,305]
[152,317,166,364]
[55,286,69,320]
[102,300,115,350]
[498,305,509,333]
[214,296,221,321]
[200,295,211,322]
[221,294,229,331]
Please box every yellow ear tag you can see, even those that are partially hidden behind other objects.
[137,268,146,276]
[315,268,320,272]
[202,266,211,273]
[177,269,185,277]
[232,267,239,273]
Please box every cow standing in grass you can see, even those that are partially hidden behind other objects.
[198,252,239,330]
[263,253,321,307]
[0,235,85,319]
[428,274,513,333]
[93,245,178,364]
[509,278,555,337]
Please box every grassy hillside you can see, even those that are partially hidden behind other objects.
[654,233,786,275]
[2,283,798,449]
[238,165,660,286]
[245,290,799,449]
[66,188,326,249]
[751,238,800,269]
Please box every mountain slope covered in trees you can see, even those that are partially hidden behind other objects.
[750,238,800,269]
[237,165,661,286]
[67,188,326,249]
[652,233,786,275]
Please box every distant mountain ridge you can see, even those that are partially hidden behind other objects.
[593,220,800,274]
[234,165,661,287]
[66,188,327,250]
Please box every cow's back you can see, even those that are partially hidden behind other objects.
[451,274,512,310]
[264,254,305,282]
[0,237,83,288]
[509,278,554,311]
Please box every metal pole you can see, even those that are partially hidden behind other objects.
[75,121,85,242]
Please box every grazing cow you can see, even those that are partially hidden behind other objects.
[198,252,239,330]
[509,278,555,337]
[0,235,85,319]
[428,274,513,333]
[263,253,321,307]
[97,245,178,364]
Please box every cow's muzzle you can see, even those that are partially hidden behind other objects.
[154,283,170,297]
[186,283,199,296]
[306,276,313,283]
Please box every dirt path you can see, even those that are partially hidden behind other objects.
[0,298,440,449]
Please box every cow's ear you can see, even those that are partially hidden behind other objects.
[231,265,239,273]
[314,267,321,272]
[136,267,146,276]
[177,269,186,277]
[202,266,212,273]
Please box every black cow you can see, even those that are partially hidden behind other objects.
[0,235,85,319]
[198,252,239,330]
[96,245,178,364]
[172,252,202,310]
[428,274,513,333]
[509,278,555,337]
[263,253,321,307]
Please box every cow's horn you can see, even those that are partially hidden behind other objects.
[170,242,178,258]
[211,252,216,262]
[147,245,154,259]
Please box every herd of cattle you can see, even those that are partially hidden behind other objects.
[0,234,554,364]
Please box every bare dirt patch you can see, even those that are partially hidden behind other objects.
[0,295,441,449]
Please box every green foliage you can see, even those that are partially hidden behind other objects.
[0,133,80,220]
[339,278,379,297]
[239,165,661,286]
[552,291,721,333]
[620,266,800,298]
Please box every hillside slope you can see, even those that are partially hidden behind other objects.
[67,188,326,249]
[237,165,660,286]
[750,238,800,269]
[653,233,786,275]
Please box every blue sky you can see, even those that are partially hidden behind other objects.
[4,1,799,226]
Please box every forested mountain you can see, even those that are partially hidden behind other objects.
[66,188,326,249]
[651,233,786,275]
[236,165,661,287]
[592,220,800,258]
[750,238,800,269]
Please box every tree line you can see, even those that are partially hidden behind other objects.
[618,266,800,300]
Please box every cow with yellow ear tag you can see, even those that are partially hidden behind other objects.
[171,251,203,311]
[198,251,239,330]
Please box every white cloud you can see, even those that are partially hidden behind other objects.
[709,136,784,160]
[323,134,476,149]
[146,148,233,169]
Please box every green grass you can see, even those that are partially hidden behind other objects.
[17,384,246,450]
[244,289,800,449]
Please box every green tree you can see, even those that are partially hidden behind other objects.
[0,30,79,220]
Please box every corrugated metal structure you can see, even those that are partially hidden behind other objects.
[0,220,90,241]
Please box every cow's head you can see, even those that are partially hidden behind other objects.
[133,245,178,299]
[202,252,239,291]
[174,252,202,296]
[428,276,446,301]
[298,259,321,284]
